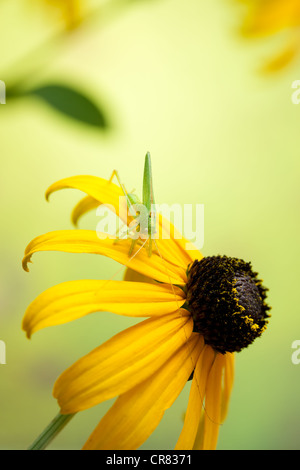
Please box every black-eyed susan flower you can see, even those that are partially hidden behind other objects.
[22,165,270,450]
[236,0,300,71]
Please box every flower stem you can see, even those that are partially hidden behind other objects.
[28,412,75,450]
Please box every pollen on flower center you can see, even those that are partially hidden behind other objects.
[186,256,271,354]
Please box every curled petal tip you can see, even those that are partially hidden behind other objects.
[22,256,31,272]
[23,328,32,340]
[71,213,79,227]
[22,318,32,339]
[45,188,52,202]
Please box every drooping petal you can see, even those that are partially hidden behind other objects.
[174,344,215,450]
[199,353,226,450]
[54,313,193,414]
[221,353,235,423]
[22,280,186,338]
[191,351,234,450]
[22,230,186,284]
[82,333,203,450]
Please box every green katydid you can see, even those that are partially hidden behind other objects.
[109,152,157,257]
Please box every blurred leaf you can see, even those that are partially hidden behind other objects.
[30,84,108,129]
[7,83,109,129]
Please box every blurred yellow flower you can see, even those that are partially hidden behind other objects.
[238,0,300,71]
[22,170,270,450]
[42,0,83,29]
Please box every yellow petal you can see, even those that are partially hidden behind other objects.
[71,196,100,226]
[22,230,186,285]
[175,344,215,450]
[46,175,122,200]
[192,351,234,450]
[62,0,82,29]
[192,410,205,450]
[123,267,156,284]
[221,353,235,423]
[261,43,298,73]
[200,353,225,450]
[46,175,131,224]
[82,333,203,450]
[46,175,203,269]
[155,213,202,269]
[22,280,186,338]
[54,313,193,414]
[44,0,83,30]
[241,0,300,37]
[74,197,203,269]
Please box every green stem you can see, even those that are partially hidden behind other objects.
[28,412,75,450]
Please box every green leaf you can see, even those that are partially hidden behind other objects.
[28,84,109,129]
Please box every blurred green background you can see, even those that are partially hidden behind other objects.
[0,0,299,450]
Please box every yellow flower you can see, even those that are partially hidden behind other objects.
[22,172,270,450]
[39,0,83,30]
[237,0,300,71]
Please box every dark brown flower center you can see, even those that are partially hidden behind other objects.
[186,256,271,354]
